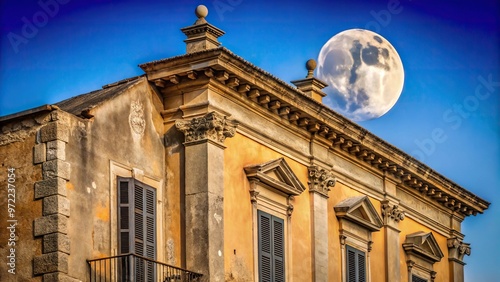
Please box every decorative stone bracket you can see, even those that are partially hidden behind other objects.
[307,166,336,197]
[381,201,405,223]
[175,111,238,144]
[447,238,471,263]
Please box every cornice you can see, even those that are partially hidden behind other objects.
[141,47,490,217]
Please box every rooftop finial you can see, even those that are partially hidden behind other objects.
[194,5,209,24]
[291,59,327,103]
[306,59,317,78]
[181,5,225,53]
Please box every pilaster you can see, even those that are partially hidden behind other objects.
[176,111,238,281]
[308,166,335,282]
[447,237,471,282]
[381,199,405,282]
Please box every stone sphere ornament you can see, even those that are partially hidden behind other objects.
[195,5,208,18]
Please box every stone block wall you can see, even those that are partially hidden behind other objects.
[32,111,80,282]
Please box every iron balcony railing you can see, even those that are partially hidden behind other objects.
[87,253,203,282]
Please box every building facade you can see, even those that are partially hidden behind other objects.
[0,6,489,282]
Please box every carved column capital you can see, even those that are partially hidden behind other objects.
[175,112,238,145]
[381,201,405,223]
[447,237,471,262]
[308,166,336,197]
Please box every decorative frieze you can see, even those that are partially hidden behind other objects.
[307,166,336,197]
[175,111,238,144]
[381,201,405,223]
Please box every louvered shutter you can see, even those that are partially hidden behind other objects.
[118,178,133,254]
[118,177,156,281]
[258,211,272,282]
[144,184,156,281]
[258,211,285,282]
[412,275,428,282]
[346,245,366,282]
[347,247,356,282]
[272,216,285,282]
[357,251,366,282]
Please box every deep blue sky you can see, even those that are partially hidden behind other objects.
[1,0,498,280]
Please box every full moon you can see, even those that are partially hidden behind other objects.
[317,29,404,121]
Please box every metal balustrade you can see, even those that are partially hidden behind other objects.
[88,253,203,282]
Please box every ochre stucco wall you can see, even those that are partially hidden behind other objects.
[223,132,312,281]
[328,182,386,282]
[399,217,450,281]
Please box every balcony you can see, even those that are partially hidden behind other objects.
[87,253,203,282]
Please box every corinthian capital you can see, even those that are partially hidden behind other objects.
[308,166,336,197]
[447,237,471,261]
[381,201,405,223]
[175,112,238,144]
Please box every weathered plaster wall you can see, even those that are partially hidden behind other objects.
[63,79,166,280]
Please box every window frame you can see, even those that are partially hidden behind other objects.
[334,196,383,282]
[109,161,164,263]
[245,158,307,282]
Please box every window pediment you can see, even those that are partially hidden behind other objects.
[244,158,306,196]
[334,196,383,232]
[403,232,444,263]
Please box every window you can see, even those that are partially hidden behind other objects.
[118,177,156,281]
[403,232,443,282]
[334,196,383,282]
[412,275,427,282]
[245,158,307,281]
[258,210,285,282]
[346,245,366,282]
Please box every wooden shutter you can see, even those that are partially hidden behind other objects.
[258,210,285,282]
[118,178,156,281]
[118,178,133,254]
[272,216,285,282]
[357,251,366,282]
[258,211,272,282]
[346,245,366,282]
[412,275,428,282]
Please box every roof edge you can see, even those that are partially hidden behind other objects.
[0,104,59,124]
